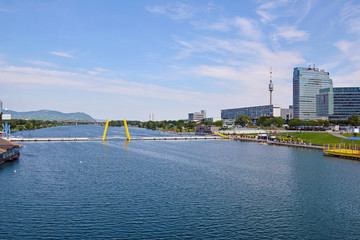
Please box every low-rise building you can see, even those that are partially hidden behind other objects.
[221,105,281,120]
[195,125,219,133]
[281,105,293,121]
[188,112,203,122]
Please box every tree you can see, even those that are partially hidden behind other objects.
[204,120,212,126]
[348,114,360,126]
[256,116,267,126]
[305,120,318,127]
[235,115,251,127]
[317,119,330,127]
[288,119,303,128]
[214,120,223,127]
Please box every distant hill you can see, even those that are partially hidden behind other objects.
[5,110,96,122]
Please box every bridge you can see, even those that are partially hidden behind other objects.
[63,121,106,125]
[5,118,229,142]
[8,136,223,142]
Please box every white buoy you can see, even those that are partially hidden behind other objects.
[14,170,16,173]
[80,161,82,164]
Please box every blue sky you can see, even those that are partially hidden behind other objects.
[0,0,359,121]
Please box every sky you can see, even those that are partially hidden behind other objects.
[0,0,360,121]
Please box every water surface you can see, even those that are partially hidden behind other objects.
[1,126,359,239]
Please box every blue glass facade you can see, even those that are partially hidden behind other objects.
[293,67,333,120]
[316,87,360,120]
[221,105,281,120]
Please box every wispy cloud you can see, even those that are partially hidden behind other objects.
[50,51,73,58]
[209,17,262,40]
[146,2,196,21]
[95,67,108,72]
[334,40,353,54]
[340,1,360,34]
[174,34,305,107]
[0,65,224,106]
[23,60,58,68]
[272,25,309,43]
[256,0,313,24]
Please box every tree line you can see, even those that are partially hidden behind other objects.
[235,113,360,129]
[0,119,71,131]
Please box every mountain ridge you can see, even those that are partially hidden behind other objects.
[3,109,96,122]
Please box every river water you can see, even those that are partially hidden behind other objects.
[1,125,360,239]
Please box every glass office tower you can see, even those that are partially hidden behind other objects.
[317,87,360,120]
[293,67,333,120]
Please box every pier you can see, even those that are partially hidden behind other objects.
[7,135,223,142]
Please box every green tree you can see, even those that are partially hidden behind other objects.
[305,120,318,127]
[24,121,34,130]
[214,120,223,127]
[256,116,268,126]
[204,120,212,126]
[288,119,303,128]
[348,114,360,126]
[235,115,251,127]
[317,119,330,127]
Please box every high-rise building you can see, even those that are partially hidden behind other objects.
[201,110,206,119]
[293,66,333,120]
[149,113,154,121]
[316,87,360,120]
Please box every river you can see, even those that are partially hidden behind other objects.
[1,125,359,239]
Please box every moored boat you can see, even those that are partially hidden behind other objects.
[0,138,22,165]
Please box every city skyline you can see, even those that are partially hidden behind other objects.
[0,0,359,121]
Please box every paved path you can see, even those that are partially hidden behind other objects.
[328,132,346,138]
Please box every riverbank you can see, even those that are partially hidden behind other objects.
[229,135,323,150]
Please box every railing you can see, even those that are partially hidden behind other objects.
[323,143,360,158]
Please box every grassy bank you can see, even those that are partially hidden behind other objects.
[277,132,360,146]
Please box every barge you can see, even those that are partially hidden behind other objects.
[0,138,22,165]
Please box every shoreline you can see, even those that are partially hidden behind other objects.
[228,135,323,151]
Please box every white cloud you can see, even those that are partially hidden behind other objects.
[208,17,262,40]
[334,40,353,54]
[50,51,73,58]
[95,67,108,72]
[272,25,309,42]
[340,1,360,34]
[23,60,58,67]
[256,0,313,24]
[256,0,283,23]
[146,2,195,21]
[0,65,224,106]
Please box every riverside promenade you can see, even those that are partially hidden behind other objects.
[229,135,323,150]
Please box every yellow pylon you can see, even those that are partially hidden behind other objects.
[124,118,131,141]
[102,119,109,141]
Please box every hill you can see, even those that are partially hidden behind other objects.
[5,110,96,122]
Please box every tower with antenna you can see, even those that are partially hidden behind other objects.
[269,67,274,105]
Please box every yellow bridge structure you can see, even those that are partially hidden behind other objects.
[323,143,360,159]
[214,132,229,139]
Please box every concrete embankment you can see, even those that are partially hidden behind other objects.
[229,136,323,151]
